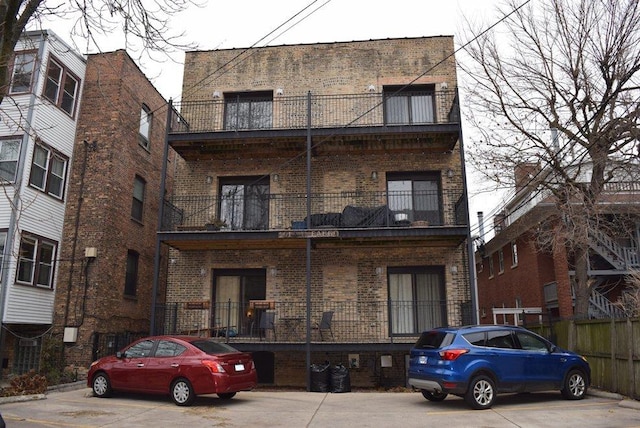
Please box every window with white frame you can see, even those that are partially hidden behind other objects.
[488,256,494,278]
[131,175,145,222]
[43,57,80,116]
[16,235,56,288]
[511,241,518,267]
[0,138,21,183]
[29,144,68,199]
[9,51,37,94]
[498,248,505,274]
[139,104,152,149]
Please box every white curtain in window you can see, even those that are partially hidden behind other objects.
[415,273,443,330]
[411,94,434,123]
[389,273,414,334]
[216,276,240,329]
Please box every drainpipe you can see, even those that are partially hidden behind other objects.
[456,89,479,324]
[305,91,312,391]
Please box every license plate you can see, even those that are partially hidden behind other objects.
[235,363,245,371]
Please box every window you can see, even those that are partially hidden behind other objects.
[0,231,6,277]
[43,57,80,116]
[139,104,152,149]
[125,250,139,297]
[224,91,273,130]
[515,331,549,351]
[387,173,441,225]
[155,340,186,357]
[511,241,518,267]
[131,175,145,221]
[10,52,37,94]
[29,144,68,199]
[123,339,154,358]
[213,269,266,337]
[16,235,56,288]
[488,256,494,278]
[219,177,270,230]
[388,267,446,335]
[0,138,21,183]
[384,85,435,125]
[487,330,515,349]
[498,248,505,273]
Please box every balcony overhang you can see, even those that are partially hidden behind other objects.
[168,124,460,161]
[159,226,468,251]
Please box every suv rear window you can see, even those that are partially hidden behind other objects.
[414,331,454,349]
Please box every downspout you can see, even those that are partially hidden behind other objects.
[150,99,172,334]
[305,91,312,391]
[456,89,479,324]
[0,34,47,361]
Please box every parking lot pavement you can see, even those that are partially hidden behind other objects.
[0,387,639,427]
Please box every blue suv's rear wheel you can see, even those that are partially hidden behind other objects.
[465,375,495,410]
[421,390,448,401]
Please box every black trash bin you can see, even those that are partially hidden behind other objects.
[330,363,351,393]
[310,362,331,392]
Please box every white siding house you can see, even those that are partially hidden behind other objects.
[0,31,85,373]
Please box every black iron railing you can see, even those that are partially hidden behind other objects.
[153,299,473,343]
[169,90,460,134]
[161,189,467,231]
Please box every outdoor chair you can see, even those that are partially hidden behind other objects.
[314,311,334,340]
[259,311,277,340]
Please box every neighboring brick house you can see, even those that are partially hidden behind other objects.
[156,37,472,388]
[0,31,85,377]
[51,50,175,371]
[476,164,640,325]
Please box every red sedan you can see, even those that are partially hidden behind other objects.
[87,335,257,406]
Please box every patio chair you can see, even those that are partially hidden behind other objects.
[314,311,334,340]
[259,311,277,340]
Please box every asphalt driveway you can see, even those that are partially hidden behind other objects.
[1,385,639,427]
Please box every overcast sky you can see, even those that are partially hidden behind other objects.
[38,0,511,238]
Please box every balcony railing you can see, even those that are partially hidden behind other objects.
[162,189,467,231]
[169,90,460,134]
[154,299,473,344]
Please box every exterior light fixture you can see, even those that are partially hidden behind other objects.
[367,84,376,92]
[213,91,221,98]
[276,88,284,95]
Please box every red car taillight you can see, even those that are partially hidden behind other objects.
[202,359,226,373]
[439,349,469,361]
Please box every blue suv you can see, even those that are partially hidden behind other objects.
[408,325,590,409]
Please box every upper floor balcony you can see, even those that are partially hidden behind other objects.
[168,90,461,159]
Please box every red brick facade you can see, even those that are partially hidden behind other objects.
[53,51,174,370]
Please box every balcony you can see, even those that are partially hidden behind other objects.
[163,189,466,231]
[153,299,473,350]
[167,91,461,159]
[171,90,459,133]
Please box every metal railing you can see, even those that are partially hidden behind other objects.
[153,299,473,344]
[169,91,460,134]
[162,189,467,231]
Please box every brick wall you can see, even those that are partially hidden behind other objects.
[54,51,174,368]
[476,231,558,324]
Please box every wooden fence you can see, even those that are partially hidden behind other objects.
[529,318,639,399]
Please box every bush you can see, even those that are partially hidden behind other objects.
[0,370,48,396]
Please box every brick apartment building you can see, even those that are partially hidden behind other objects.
[52,50,174,371]
[155,37,473,388]
[476,164,640,325]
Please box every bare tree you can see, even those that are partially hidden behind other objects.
[462,0,640,318]
[0,0,198,105]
